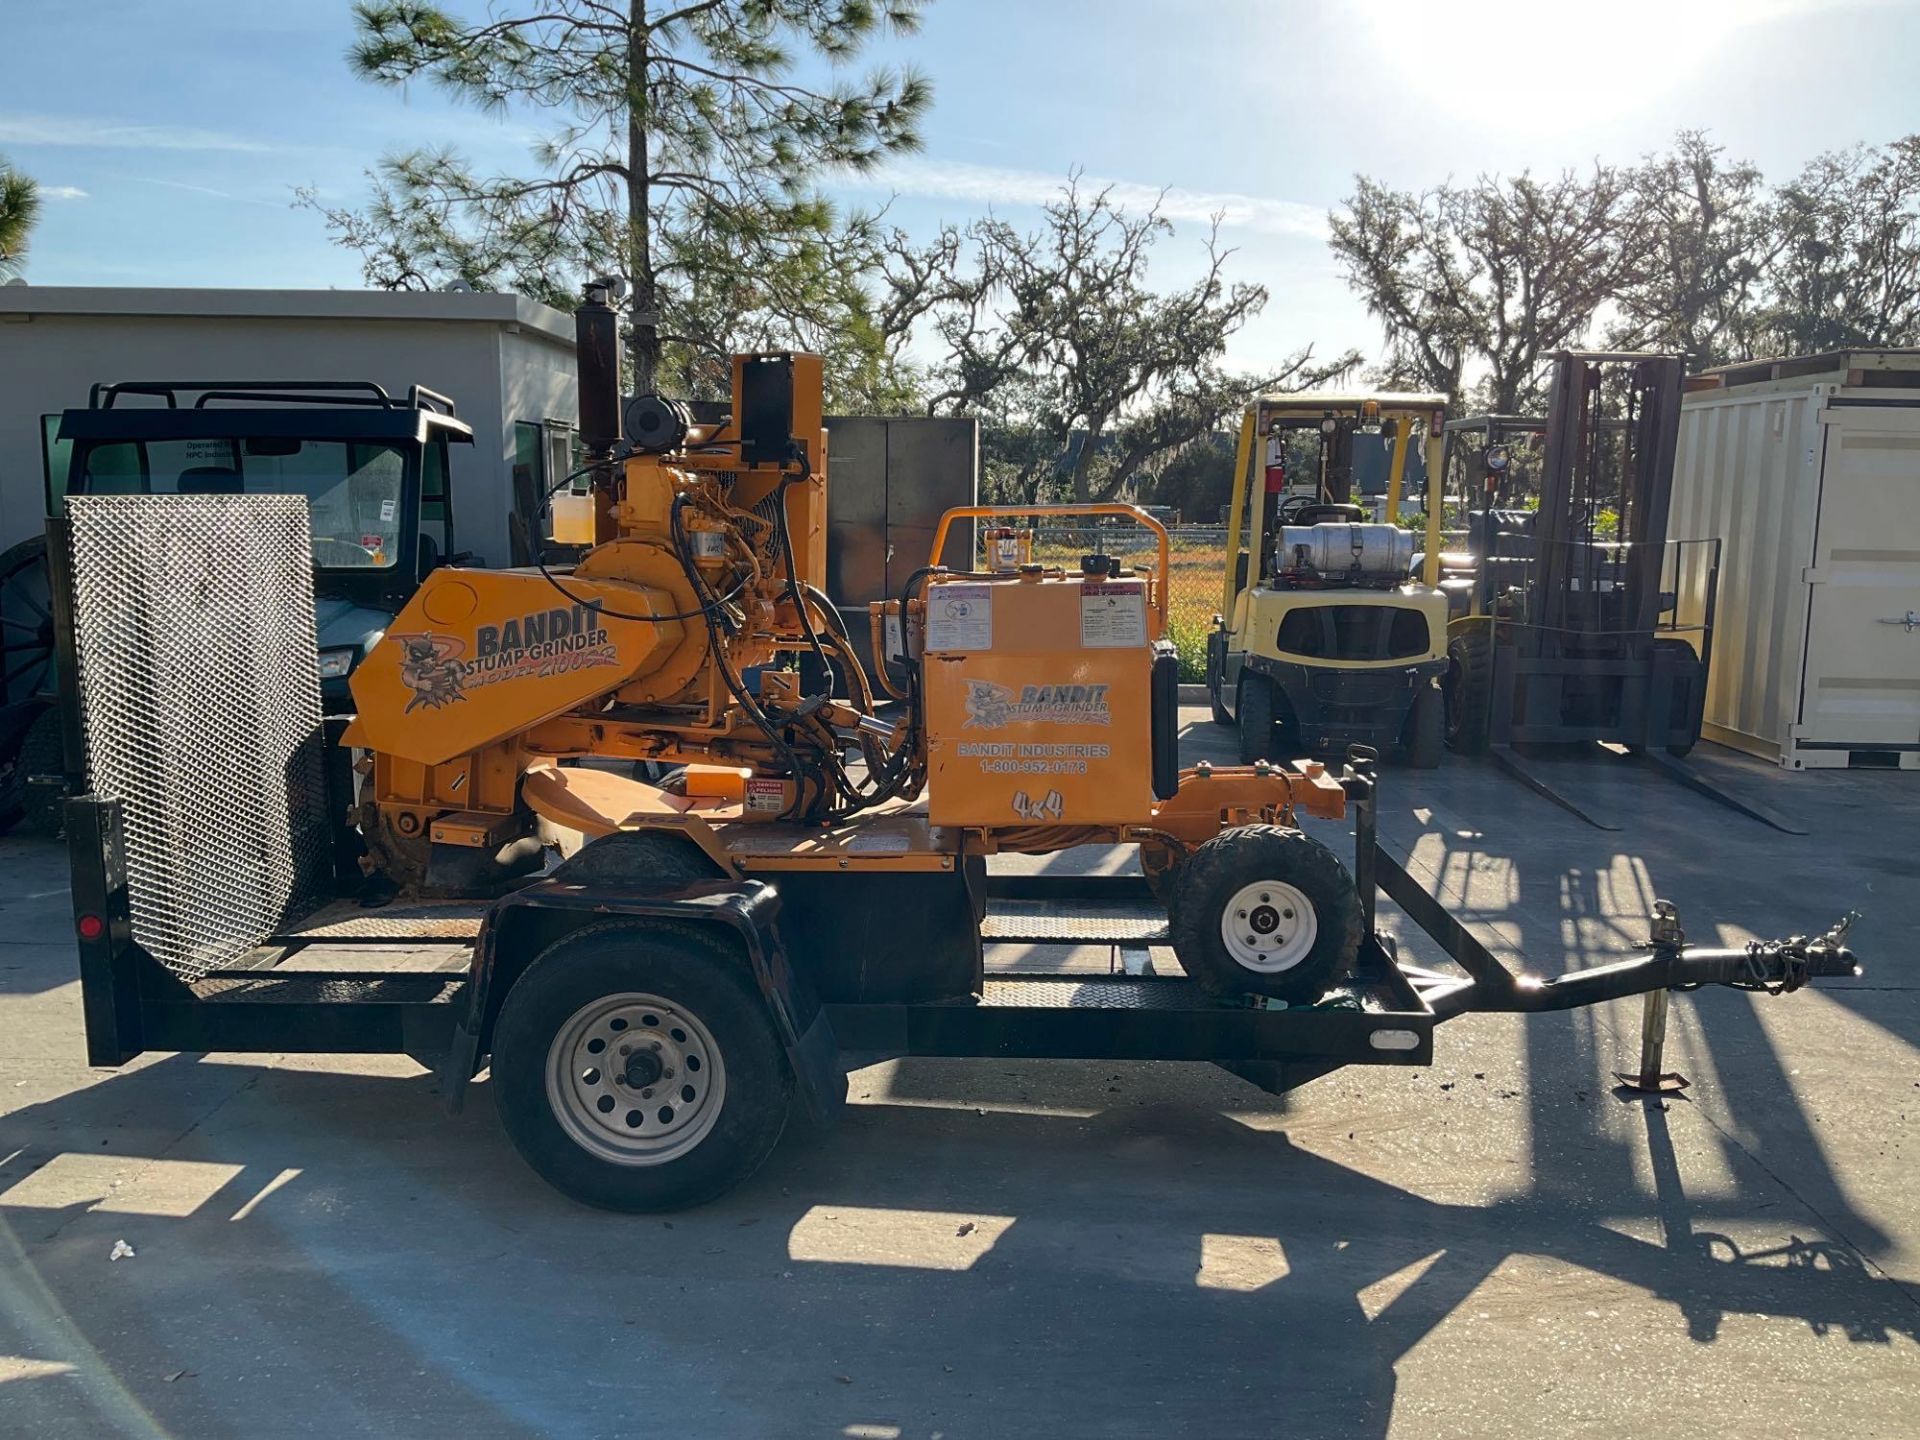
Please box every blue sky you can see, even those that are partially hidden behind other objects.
[6,0,1919,375]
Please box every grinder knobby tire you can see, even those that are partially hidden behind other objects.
[1169,825,1362,1005]
[492,921,792,1212]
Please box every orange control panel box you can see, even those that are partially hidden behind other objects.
[921,572,1156,827]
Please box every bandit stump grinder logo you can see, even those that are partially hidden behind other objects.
[395,634,467,712]
[963,679,1111,729]
[389,602,619,712]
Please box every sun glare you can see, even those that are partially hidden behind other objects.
[1360,0,1752,125]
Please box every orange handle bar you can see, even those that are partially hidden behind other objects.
[928,504,1171,632]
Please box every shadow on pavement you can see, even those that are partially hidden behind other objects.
[1,1053,1913,1440]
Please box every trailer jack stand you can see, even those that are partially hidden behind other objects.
[1614,900,1690,1095]
[1614,987,1690,1096]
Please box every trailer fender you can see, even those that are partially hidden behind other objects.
[444,868,844,1125]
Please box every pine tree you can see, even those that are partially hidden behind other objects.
[318,1,931,398]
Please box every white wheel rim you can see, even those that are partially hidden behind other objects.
[545,992,727,1166]
[1219,880,1318,973]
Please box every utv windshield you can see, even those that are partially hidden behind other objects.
[75,437,408,569]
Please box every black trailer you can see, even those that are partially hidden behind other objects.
[64,750,1859,1211]
[50,493,1860,1211]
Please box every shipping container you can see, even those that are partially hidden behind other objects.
[1673,350,1920,770]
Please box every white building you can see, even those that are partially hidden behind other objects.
[0,287,580,565]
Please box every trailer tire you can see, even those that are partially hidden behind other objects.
[1237,673,1277,764]
[1404,678,1443,770]
[492,921,792,1212]
[1444,629,1493,755]
[1169,825,1361,1004]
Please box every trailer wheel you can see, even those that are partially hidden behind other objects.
[1404,678,1443,770]
[1444,629,1493,754]
[1237,673,1277,764]
[1169,825,1361,1004]
[492,922,792,1212]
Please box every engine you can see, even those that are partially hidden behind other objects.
[344,347,923,889]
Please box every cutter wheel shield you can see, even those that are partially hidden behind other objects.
[1169,825,1362,1004]
[491,921,793,1212]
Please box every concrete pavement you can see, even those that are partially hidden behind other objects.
[1,711,1914,1438]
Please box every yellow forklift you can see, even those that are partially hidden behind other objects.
[1207,391,1451,767]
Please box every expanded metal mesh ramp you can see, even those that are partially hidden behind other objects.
[64,494,331,979]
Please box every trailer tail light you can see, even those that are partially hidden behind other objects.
[76,913,106,942]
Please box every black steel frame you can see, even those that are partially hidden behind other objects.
[60,751,1858,1097]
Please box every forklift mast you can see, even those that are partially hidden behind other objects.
[1528,353,1684,660]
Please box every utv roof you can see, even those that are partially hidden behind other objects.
[57,380,475,446]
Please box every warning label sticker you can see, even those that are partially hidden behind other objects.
[1080,581,1146,648]
[744,778,785,814]
[926,584,992,651]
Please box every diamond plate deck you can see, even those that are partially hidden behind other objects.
[981,975,1204,1009]
[980,900,1169,944]
[188,973,467,1005]
[275,898,487,942]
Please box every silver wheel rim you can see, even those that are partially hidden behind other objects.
[545,992,727,1166]
[1220,880,1317,973]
